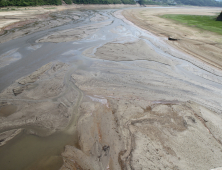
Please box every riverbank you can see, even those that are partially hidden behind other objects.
[122,7,222,71]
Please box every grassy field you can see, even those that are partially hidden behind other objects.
[162,14,222,35]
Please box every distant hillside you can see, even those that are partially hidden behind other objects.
[139,0,222,7]
[175,0,221,6]
[0,0,135,7]
[72,0,135,4]
[0,0,221,7]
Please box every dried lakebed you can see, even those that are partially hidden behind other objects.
[0,7,222,170]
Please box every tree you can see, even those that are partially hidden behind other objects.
[64,0,72,4]
[138,0,145,5]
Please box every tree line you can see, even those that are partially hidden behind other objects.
[0,0,135,6]
[175,0,222,6]
[72,0,135,4]
[0,0,62,6]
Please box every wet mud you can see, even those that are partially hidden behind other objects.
[0,104,17,117]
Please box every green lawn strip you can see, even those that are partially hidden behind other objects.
[161,14,222,35]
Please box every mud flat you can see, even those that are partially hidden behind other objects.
[0,61,73,136]
[0,48,21,68]
[0,7,222,170]
[0,9,79,44]
[36,21,112,43]
[61,37,222,169]
[60,9,222,170]
[0,4,139,43]
[0,60,83,170]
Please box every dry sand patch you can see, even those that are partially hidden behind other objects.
[61,94,222,170]
[90,39,172,65]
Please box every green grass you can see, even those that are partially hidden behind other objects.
[44,7,56,9]
[162,14,222,35]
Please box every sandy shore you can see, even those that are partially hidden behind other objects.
[122,7,222,71]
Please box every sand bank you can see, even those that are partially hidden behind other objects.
[61,99,222,170]
[0,129,22,146]
[122,7,222,71]
[0,61,75,135]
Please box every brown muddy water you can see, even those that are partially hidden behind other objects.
[0,79,82,170]
[0,131,69,170]
[0,105,17,117]
[0,7,222,170]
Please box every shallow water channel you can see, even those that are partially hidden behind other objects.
[1,7,222,170]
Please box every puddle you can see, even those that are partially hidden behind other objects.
[0,105,17,117]
[0,129,78,170]
[0,89,81,170]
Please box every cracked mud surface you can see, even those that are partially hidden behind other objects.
[0,7,222,170]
